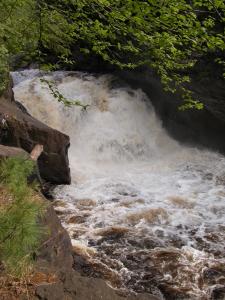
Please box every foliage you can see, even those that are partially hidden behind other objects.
[0,46,9,95]
[0,0,224,107]
[40,78,90,110]
[0,157,45,276]
[65,0,225,108]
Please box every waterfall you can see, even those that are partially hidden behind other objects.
[12,70,225,300]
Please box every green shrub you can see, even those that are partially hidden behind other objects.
[0,46,9,95]
[0,157,45,276]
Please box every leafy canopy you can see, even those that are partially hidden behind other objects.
[0,0,224,108]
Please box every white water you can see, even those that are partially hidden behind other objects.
[12,70,225,299]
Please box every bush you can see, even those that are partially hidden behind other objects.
[0,46,9,95]
[0,157,45,276]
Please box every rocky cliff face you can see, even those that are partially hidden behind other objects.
[115,61,225,155]
[0,79,71,184]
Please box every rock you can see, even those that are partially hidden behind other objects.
[210,286,225,300]
[35,282,65,300]
[0,79,71,184]
[77,198,97,207]
[115,61,225,154]
[53,199,68,207]
[37,205,73,272]
[0,144,29,160]
[61,271,161,300]
[67,215,87,224]
[94,226,130,237]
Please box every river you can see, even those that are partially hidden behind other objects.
[12,70,225,300]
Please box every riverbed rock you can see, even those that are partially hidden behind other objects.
[0,79,71,184]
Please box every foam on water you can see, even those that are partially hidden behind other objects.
[12,70,225,299]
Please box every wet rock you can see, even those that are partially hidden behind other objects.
[0,79,71,184]
[65,271,161,300]
[54,209,67,216]
[127,208,168,225]
[216,175,225,186]
[120,198,145,208]
[70,227,87,239]
[167,196,194,209]
[40,182,55,200]
[119,192,129,196]
[112,197,120,202]
[143,238,164,249]
[203,173,214,180]
[53,199,67,208]
[67,215,87,224]
[95,226,129,237]
[76,199,96,207]
[210,286,225,300]
[37,205,73,271]
[14,100,31,115]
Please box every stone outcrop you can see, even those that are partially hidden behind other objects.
[0,79,71,184]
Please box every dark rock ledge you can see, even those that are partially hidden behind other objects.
[0,78,71,185]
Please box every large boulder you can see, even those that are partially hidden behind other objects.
[0,79,71,184]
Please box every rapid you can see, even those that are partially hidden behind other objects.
[12,70,225,300]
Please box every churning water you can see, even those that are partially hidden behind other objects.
[12,70,225,299]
